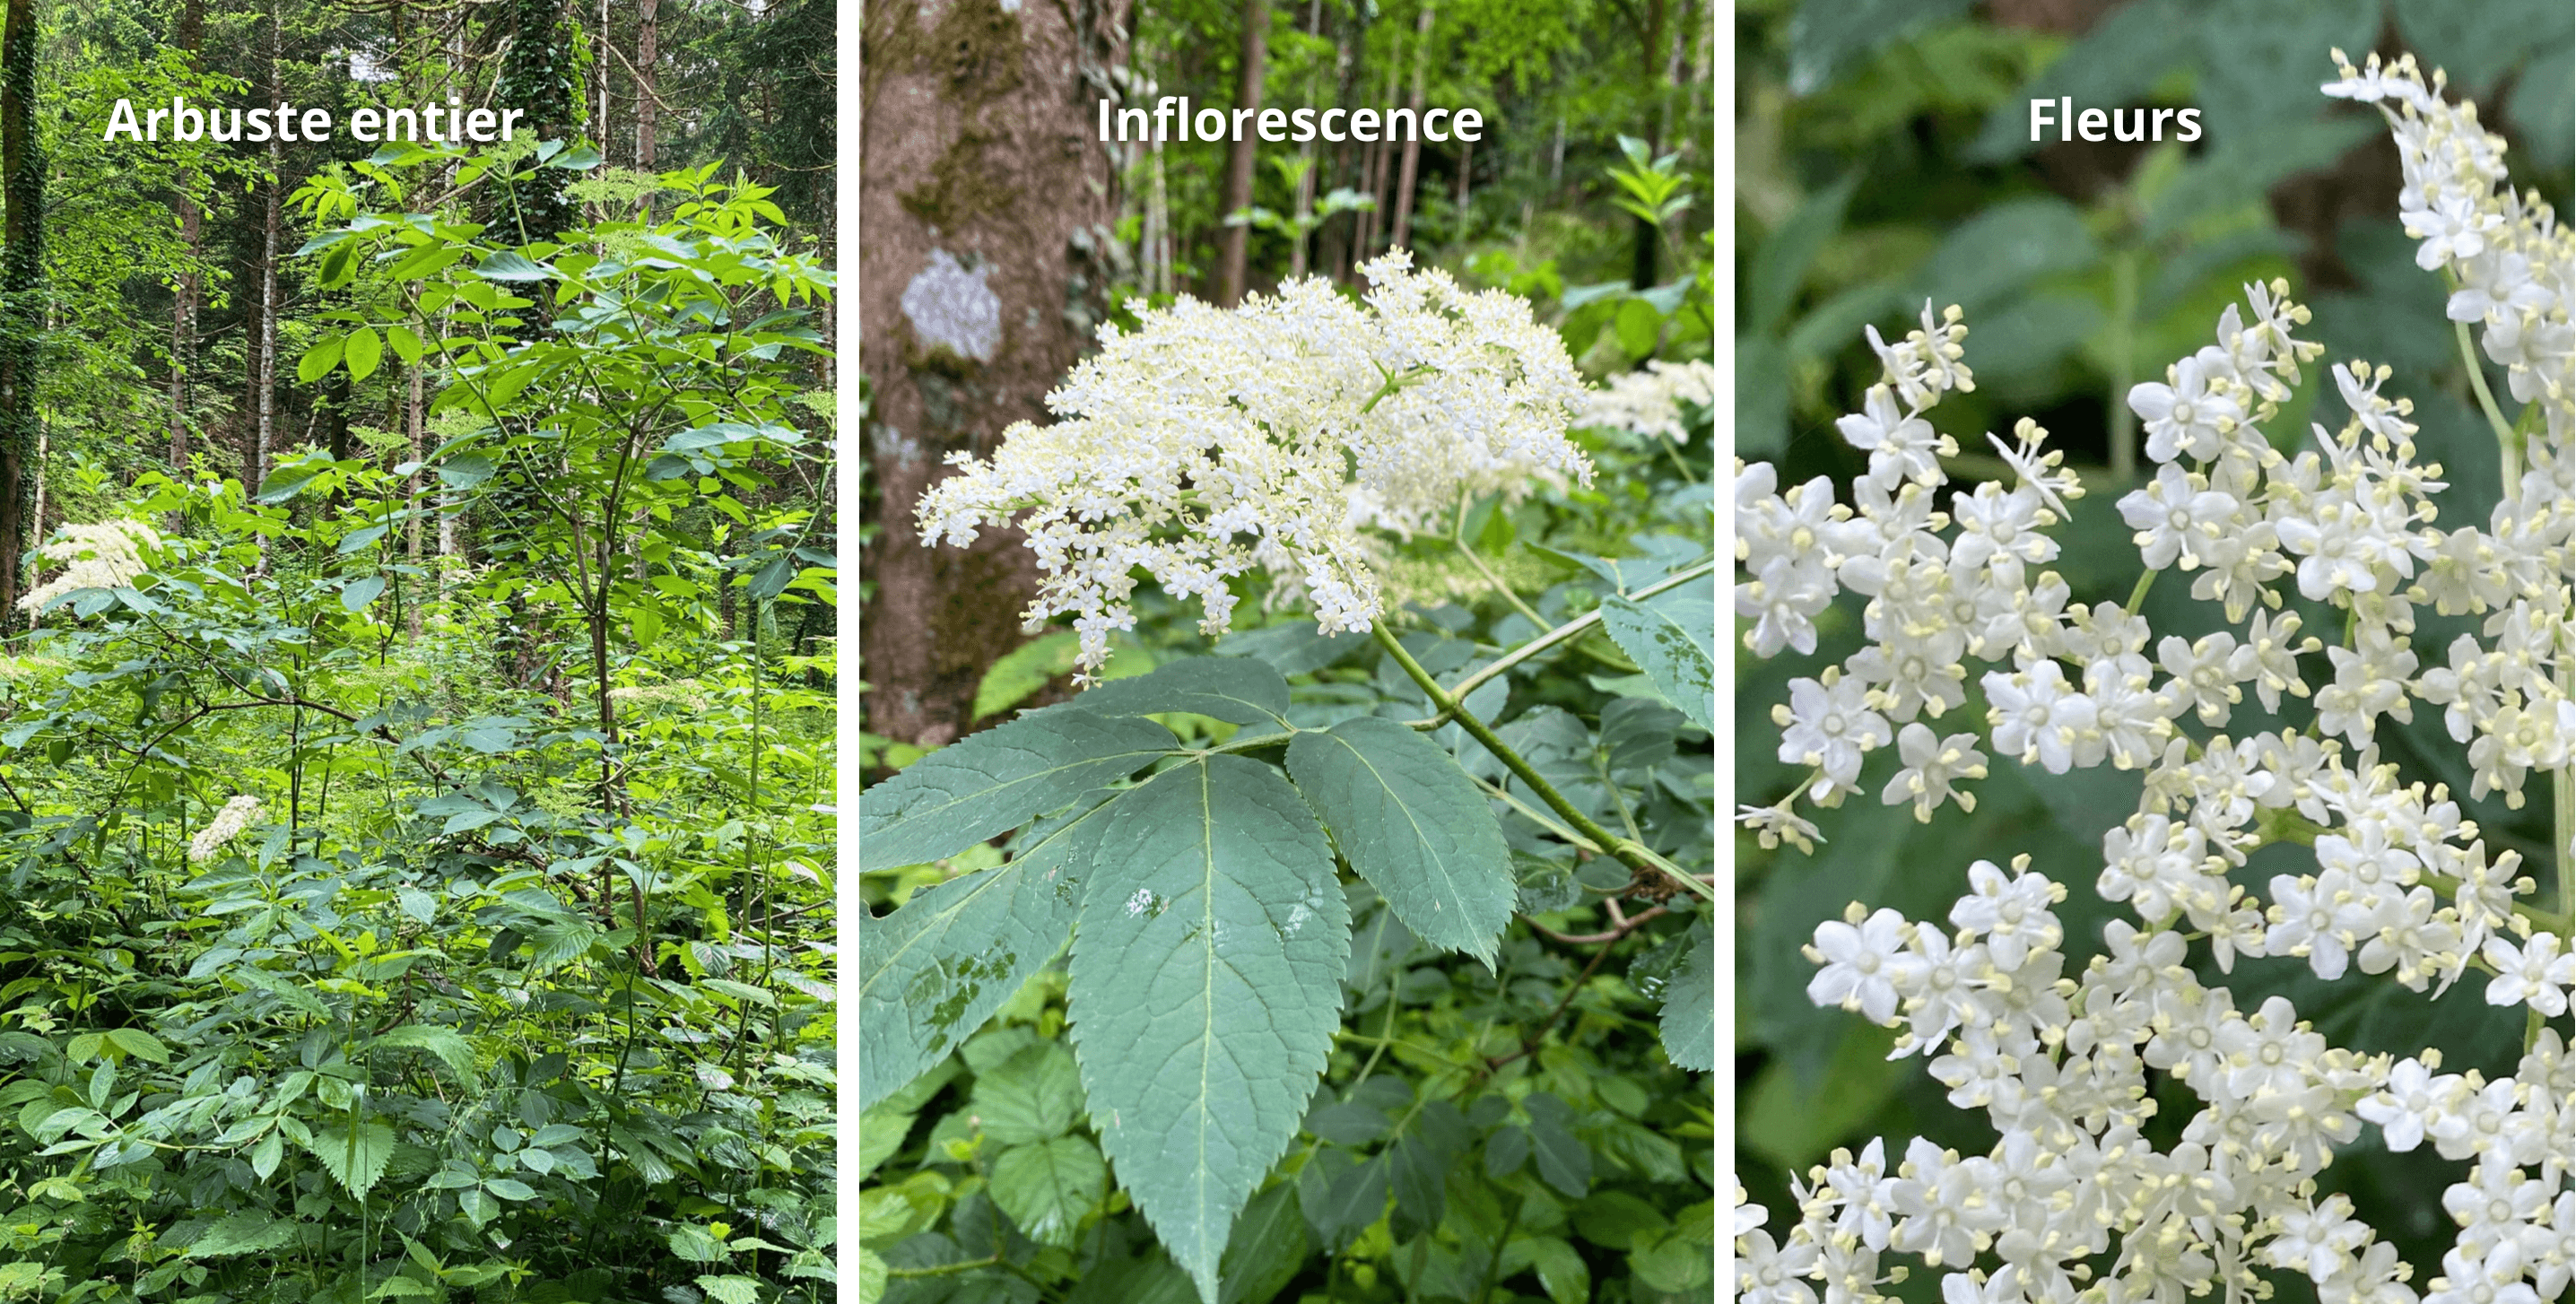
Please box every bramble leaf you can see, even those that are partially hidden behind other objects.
[988,1134,1106,1247]
[1659,920,1716,1072]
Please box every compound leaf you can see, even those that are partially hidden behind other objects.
[857,712,1172,872]
[1286,717,1514,968]
[1068,756,1349,1304]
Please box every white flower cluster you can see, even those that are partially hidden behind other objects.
[1735,58,2575,1304]
[2324,49,2573,448]
[1739,866,2574,1304]
[187,795,262,864]
[917,252,1594,672]
[1577,358,1718,444]
[20,520,161,613]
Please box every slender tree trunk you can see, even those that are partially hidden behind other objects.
[170,0,202,473]
[636,0,658,172]
[861,0,1131,747]
[253,9,281,500]
[405,361,425,639]
[1215,0,1266,305]
[1355,60,1398,257]
[1453,135,1471,219]
[0,0,44,624]
[1388,1,1432,252]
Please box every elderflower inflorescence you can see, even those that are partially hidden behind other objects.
[187,795,263,864]
[19,520,162,613]
[1736,57,2573,1304]
[1577,358,1718,444]
[915,252,1594,674]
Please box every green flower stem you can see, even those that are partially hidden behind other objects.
[1374,621,1713,903]
[1423,558,1719,717]
[2124,568,2156,617]
[2459,320,2522,480]
[1452,490,1548,630]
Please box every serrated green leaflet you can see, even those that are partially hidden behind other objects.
[858,711,1172,872]
[1286,717,1515,967]
[1067,756,1349,1304]
[857,800,1107,1110]
[1031,656,1293,727]
[303,1121,395,1199]
[1598,575,1715,731]
[1659,920,1715,1072]
[988,1134,1108,1247]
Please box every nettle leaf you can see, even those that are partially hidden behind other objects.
[988,1134,1107,1247]
[1658,920,1716,1073]
[303,1121,395,1199]
[1598,575,1715,731]
[1067,756,1350,1303]
[857,711,1173,873]
[1032,656,1293,728]
[1286,716,1515,967]
[856,799,1108,1111]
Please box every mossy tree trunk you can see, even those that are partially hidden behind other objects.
[860,0,1129,749]
[0,0,39,624]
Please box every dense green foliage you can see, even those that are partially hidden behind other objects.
[1734,1,2572,1295]
[857,257,1719,1299]
[0,5,838,1300]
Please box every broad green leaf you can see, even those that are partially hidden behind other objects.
[1217,1181,1310,1304]
[1788,0,1976,92]
[341,576,387,613]
[250,1130,283,1179]
[666,1223,725,1262]
[369,1024,475,1079]
[302,1121,395,1199]
[696,1276,760,1304]
[1286,717,1514,967]
[973,1042,1084,1143]
[988,1134,1106,1247]
[1035,656,1293,728]
[974,631,1082,721]
[1905,197,2099,315]
[187,1209,295,1258]
[103,1029,168,1065]
[1524,1093,1591,1198]
[1505,1236,1591,1304]
[1746,171,1860,336]
[345,327,384,382]
[1658,920,1716,1072]
[474,251,550,282]
[1598,576,1715,731]
[386,323,423,368]
[857,799,1108,1110]
[1068,756,1349,1303]
[296,335,345,384]
[857,711,1172,873]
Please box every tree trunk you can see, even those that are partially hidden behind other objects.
[253,9,280,500]
[861,0,1129,749]
[1388,1,1433,253]
[636,0,658,171]
[170,0,202,473]
[1214,0,1266,305]
[0,0,44,624]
